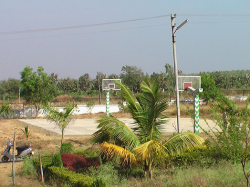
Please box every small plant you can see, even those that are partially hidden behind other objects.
[19,157,36,176]
[43,102,77,145]
[21,126,30,140]
[51,153,63,167]
[60,142,73,154]
[86,100,95,113]
[0,102,14,119]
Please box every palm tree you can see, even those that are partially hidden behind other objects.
[93,78,204,178]
[44,102,77,145]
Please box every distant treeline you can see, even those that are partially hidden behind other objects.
[1,65,250,102]
[198,70,250,90]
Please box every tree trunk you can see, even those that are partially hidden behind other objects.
[61,129,64,145]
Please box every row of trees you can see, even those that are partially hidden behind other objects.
[0,64,176,102]
[1,65,250,108]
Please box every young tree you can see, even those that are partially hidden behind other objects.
[44,102,77,145]
[120,65,144,93]
[79,73,92,92]
[202,96,250,186]
[93,78,204,179]
[95,72,106,104]
[164,63,175,94]
[200,73,222,104]
[20,66,57,116]
[58,77,79,94]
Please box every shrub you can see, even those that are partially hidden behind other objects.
[86,101,95,113]
[51,153,63,167]
[0,102,14,119]
[60,142,74,154]
[48,166,95,187]
[170,146,228,168]
[20,157,36,176]
[33,154,54,179]
[88,162,121,186]
[61,153,101,171]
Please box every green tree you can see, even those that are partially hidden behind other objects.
[79,73,92,92]
[150,72,167,91]
[44,102,77,145]
[120,65,144,93]
[0,78,20,101]
[107,73,120,79]
[200,73,222,104]
[203,95,250,186]
[58,77,79,94]
[164,63,175,94]
[94,72,106,104]
[93,78,204,179]
[20,66,57,116]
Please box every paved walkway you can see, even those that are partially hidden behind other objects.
[19,118,217,136]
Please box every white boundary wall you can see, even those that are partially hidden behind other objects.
[35,104,120,117]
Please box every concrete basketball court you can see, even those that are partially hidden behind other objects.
[19,118,217,136]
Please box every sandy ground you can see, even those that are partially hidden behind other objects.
[0,120,92,186]
[18,118,217,136]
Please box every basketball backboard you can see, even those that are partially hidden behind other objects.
[102,79,121,91]
[178,76,201,91]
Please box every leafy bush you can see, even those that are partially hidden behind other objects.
[88,162,123,186]
[170,146,228,168]
[86,101,95,113]
[51,153,63,167]
[0,102,14,119]
[61,153,101,171]
[92,178,107,187]
[60,142,74,154]
[33,154,54,179]
[20,157,36,176]
[48,166,95,187]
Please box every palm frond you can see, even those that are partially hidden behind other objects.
[135,78,168,142]
[92,115,140,150]
[133,140,169,162]
[163,132,205,155]
[101,142,137,167]
[114,80,142,113]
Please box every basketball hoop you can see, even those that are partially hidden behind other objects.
[102,79,121,91]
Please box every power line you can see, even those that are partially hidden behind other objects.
[1,13,250,38]
[178,14,250,17]
[0,24,169,41]
[0,15,169,35]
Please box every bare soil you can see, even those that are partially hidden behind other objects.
[0,119,94,187]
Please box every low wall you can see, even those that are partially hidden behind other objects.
[15,104,120,118]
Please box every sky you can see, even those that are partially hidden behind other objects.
[1,1,250,80]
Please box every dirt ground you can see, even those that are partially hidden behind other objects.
[0,119,95,187]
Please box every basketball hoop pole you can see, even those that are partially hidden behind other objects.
[106,90,110,116]
[171,13,189,133]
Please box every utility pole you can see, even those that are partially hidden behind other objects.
[171,13,189,133]
[171,13,180,133]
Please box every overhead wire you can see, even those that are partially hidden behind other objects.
[1,13,250,35]
[0,23,170,41]
[0,15,170,35]
[1,13,250,41]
